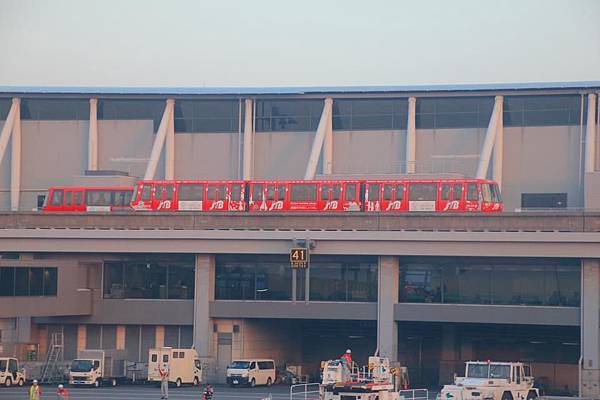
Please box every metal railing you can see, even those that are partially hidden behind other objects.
[400,389,430,400]
[290,383,321,400]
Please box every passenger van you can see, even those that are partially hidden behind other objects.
[226,359,276,387]
[148,348,202,387]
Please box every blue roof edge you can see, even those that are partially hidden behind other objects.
[0,81,599,95]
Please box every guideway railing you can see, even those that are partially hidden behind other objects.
[400,389,430,400]
[290,383,321,400]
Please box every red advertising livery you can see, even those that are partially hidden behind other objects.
[42,178,502,213]
[42,186,133,212]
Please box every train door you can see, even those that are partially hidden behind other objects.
[438,183,451,211]
[73,190,84,211]
[465,182,481,211]
[205,183,227,211]
[153,183,176,211]
[249,182,264,211]
[408,182,438,211]
[134,182,153,210]
[228,182,246,211]
[365,182,381,211]
[384,182,405,211]
[381,183,394,211]
[177,183,205,211]
[63,189,77,211]
[343,182,361,211]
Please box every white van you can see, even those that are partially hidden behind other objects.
[148,347,202,387]
[226,359,276,387]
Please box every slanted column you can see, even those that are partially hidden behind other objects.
[378,256,399,361]
[0,97,18,165]
[88,98,98,171]
[194,254,215,359]
[144,99,174,180]
[581,259,600,398]
[405,97,416,173]
[492,97,504,188]
[10,98,21,211]
[304,98,333,180]
[476,96,503,179]
[243,99,254,180]
[585,94,597,173]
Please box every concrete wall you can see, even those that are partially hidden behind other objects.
[416,128,485,176]
[333,130,405,174]
[254,131,314,179]
[175,133,239,179]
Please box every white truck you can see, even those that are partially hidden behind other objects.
[148,347,202,387]
[69,349,126,387]
[440,361,539,400]
[0,357,25,387]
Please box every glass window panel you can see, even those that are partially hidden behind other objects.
[321,184,330,201]
[74,191,83,205]
[20,99,88,120]
[492,265,545,305]
[87,190,112,206]
[50,189,64,206]
[409,183,437,201]
[230,184,242,201]
[277,184,286,200]
[215,264,255,300]
[383,184,392,201]
[252,184,263,201]
[43,268,57,296]
[368,184,380,201]
[141,185,151,201]
[482,184,492,202]
[345,183,356,201]
[452,184,463,201]
[395,184,404,201]
[14,268,29,296]
[267,185,276,201]
[467,183,479,201]
[290,184,317,201]
[441,184,451,201]
[125,263,167,299]
[167,264,195,300]
[103,262,124,299]
[65,191,72,205]
[332,185,342,201]
[164,185,174,201]
[28,269,42,297]
[255,263,292,300]
[400,265,442,303]
[0,267,14,296]
[207,185,217,200]
[345,263,377,302]
[309,264,345,301]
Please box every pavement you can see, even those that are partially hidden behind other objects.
[0,383,295,400]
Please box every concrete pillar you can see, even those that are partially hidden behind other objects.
[243,99,254,180]
[585,94,597,173]
[10,99,21,211]
[88,98,98,171]
[581,259,600,398]
[476,96,503,179]
[322,99,333,175]
[406,97,416,174]
[155,326,165,348]
[193,254,215,359]
[0,97,18,166]
[377,256,399,361]
[439,325,459,385]
[165,102,175,180]
[144,99,174,180]
[492,98,504,188]
[304,98,333,180]
[116,326,126,350]
[77,325,86,351]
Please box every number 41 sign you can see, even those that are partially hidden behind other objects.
[290,248,308,268]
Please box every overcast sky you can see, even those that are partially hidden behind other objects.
[1,0,599,88]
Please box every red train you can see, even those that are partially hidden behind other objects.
[43,178,503,213]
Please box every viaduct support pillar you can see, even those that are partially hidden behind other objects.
[581,259,600,398]
[194,254,215,375]
[377,256,398,361]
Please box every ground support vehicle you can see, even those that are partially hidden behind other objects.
[69,349,126,387]
[439,361,540,400]
[148,347,202,387]
[0,357,25,387]
[226,359,276,387]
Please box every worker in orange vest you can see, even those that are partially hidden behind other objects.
[57,384,69,399]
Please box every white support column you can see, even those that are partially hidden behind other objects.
[322,99,333,175]
[492,97,504,187]
[406,97,416,174]
[243,99,254,180]
[165,101,175,180]
[304,98,333,180]
[0,98,18,165]
[87,98,98,171]
[143,99,174,180]
[10,99,21,211]
[585,94,597,173]
[581,259,600,398]
[476,96,503,179]
[377,256,399,361]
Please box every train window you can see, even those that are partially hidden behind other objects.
[395,184,404,201]
[481,184,493,202]
[217,185,226,200]
[277,185,286,200]
[141,185,151,201]
[332,184,342,201]
[290,183,317,201]
[467,183,479,201]
[267,185,276,201]
[87,190,112,206]
[368,184,380,201]
[74,191,83,205]
[409,183,437,201]
[230,184,242,201]
[50,190,64,206]
[321,184,330,201]
[441,184,451,200]
[252,184,263,201]
[383,184,392,201]
[155,185,164,200]
[65,191,73,205]
[207,185,217,200]
[114,191,132,207]
[180,184,204,201]
[164,185,174,200]
[452,184,463,201]
[345,184,356,201]
[491,184,501,202]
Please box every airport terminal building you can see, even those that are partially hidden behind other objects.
[0,82,599,396]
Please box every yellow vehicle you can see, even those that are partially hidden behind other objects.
[0,357,25,387]
[148,347,202,388]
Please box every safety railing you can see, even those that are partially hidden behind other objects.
[290,383,321,400]
[400,388,430,400]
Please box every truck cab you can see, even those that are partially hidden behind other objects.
[0,357,25,387]
[440,361,539,400]
[69,357,103,387]
[69,349,125,387]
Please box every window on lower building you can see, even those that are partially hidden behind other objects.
[255,100,323,132]
[0,267,58,297]
[333,98,408,130]
[521,193,567,209]
[309,256,377,302]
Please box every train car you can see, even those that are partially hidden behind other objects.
[130,180,246,211]
[248,180,362,212]
[364,178,502,212]
[42,186,133,212]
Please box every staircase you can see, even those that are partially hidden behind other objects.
[40,332,64,384]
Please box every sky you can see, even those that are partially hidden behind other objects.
[0,0,599,88]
